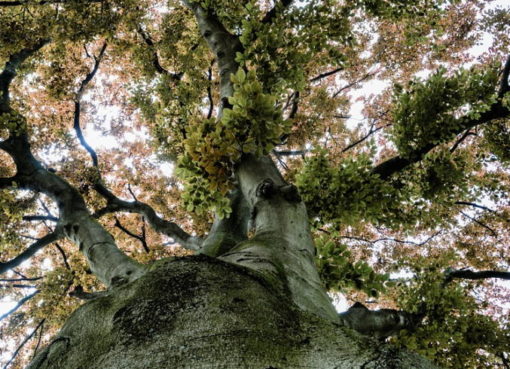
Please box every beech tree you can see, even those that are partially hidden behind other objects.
[1,0,509,368]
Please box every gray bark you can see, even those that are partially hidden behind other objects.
[27,256,439,369]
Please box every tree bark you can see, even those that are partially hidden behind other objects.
[27,256,439,369]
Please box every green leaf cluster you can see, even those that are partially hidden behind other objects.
[315,232,390,297]
[482,118,510,163]
[391,65,499,157]
[176,68,290,216]
[237,0,351,94]
[0,111,27,138]
[392,254,509,368]
[296,149,403,226]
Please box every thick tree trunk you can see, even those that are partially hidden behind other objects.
[27,255,438,369]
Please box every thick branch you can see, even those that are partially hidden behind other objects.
[94,183,201,251]
[0,231,62,275]
[200,188,250,257]
[182,0,242,107]
[0,39,49,111]
[339,302,424,339]
[445,268,510,284]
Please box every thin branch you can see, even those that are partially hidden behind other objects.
[450,129,475,153]
[23,215,59,222]
[0,284,37,288]
[460,211,498,237]
[0,277,42,282]
[455,201,498,214]
[137,26,182,80]
[332,72,375,98]
[340,231,440,247]
[0,290,39,322]
[73,42,107,168]
[75,42,107,100]
[0,0,100,6]
[54,242,71,270]
[2,319,45,369]
[206,64,214,119]
[32,320,45,359]
[0,230,63,275]
[341,124,391,153]
[287,90,300,120]
[310,67,344,83]
[274,150,308,156]
[114,216,150,253]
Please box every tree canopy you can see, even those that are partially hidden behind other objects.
[0,0,509,368]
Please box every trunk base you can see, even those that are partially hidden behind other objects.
[28,255,438,369]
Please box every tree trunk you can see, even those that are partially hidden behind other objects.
[27,255,438,369]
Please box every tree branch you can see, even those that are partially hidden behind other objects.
[137,26,183,80]
[339,302,424,339]
[73,42,107,168]
[23,215,59,222]
[94,183,201,251]
[372,100,510,180]
[341,123,391,153]
[498,54,510,97]
[0,231,63,275]
[310,67,344,83]
[2,319,45,369]
[0,39,50,111]
[460,211,498,237]
[0,0,100,6]
[181,0,242,109]
[0,290,39,322]
[444,268,510,284]
[114,216,150,253]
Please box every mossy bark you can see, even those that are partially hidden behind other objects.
[28,256,439,369]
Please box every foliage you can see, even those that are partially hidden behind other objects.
[392,254,510,368]
[391,65,499,157]
[0,0,509,367]
[315,231,390,297]
[176,68,290,216]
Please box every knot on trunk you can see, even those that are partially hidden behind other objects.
[255,178,301,203]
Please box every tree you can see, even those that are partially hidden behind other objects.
[0,0,509,368]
